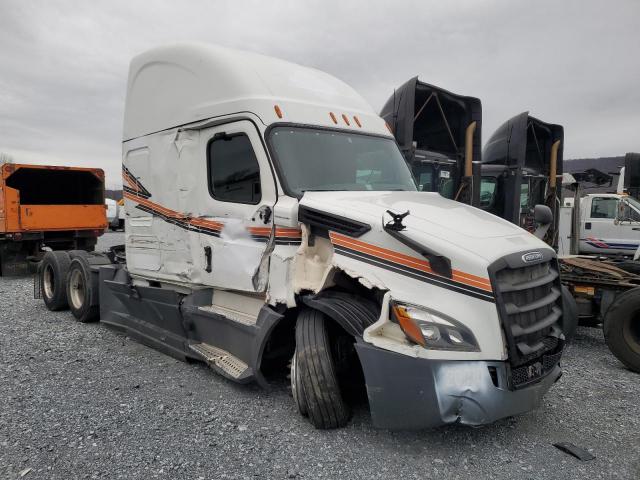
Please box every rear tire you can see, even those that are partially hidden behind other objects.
[603,287,640,373]
[561,285,579,342]
[40,251,71,311]
[66,257,99,323]
[294,309,350,429]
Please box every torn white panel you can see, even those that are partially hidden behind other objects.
[267,246,297,307]
[200,290,266,325]
[293,226,335,293]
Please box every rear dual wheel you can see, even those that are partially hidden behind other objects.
[41,251,71,311]
[40,251,98,322]
[66,258,99,323]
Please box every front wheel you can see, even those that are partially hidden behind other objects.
[293,309,350,429]
[603,287,640,373]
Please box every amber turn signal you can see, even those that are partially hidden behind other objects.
[392,304,427,347]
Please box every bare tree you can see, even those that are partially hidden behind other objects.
[0,152,15,164]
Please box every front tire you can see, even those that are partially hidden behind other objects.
[604,287,640,373]
[40,251,71,311]
[294,309,350,429]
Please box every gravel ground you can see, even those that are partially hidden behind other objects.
[1,232,639,479]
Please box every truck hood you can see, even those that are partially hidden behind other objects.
[300,191,548,265]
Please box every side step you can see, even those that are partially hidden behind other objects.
[188,342,253,383]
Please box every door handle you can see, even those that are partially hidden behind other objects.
[256,205,272,225]
[204,246,212,273]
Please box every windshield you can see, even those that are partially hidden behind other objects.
[269,127,417,197]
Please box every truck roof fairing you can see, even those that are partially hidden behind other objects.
[379,77,482,165]
[123,43,388,141]
[624,152,640,198]
[482,112,564,177]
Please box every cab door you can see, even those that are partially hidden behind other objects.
[580,196,639,254]
[192,120,277,292]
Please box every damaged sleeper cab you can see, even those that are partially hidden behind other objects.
[38,43,564,430]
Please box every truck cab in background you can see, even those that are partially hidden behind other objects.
[559,153,640,257]
[380,77,482,206]
[481,113,563,247]
[575,193,640,255]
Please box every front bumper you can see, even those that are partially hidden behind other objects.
[355,342,561,430]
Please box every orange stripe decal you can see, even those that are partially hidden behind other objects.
[329,232,492,292]
[124,191,301,243]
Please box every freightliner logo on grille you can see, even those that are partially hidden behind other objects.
[522,251,544,263]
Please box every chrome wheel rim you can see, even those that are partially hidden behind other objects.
[69,269,85,310]
[43,265,55,299]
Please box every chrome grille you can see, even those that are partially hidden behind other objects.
[492,255,564,388]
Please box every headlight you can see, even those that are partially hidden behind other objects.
[390,302,479,351]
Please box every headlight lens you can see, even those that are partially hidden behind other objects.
[391,302,479,351]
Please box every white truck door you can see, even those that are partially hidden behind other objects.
[613,198,640,253]
[581,195,640,254]
[193,121,277,292]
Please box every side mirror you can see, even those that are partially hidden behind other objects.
[616,200,635,223]
[534,204,553,226]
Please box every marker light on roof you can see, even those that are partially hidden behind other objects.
[329,112,338,124]
[274,105,283,119]
[341,114,350,126]
[353,116,362,127]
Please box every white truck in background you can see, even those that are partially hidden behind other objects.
[105,198,125,231]
[36,43,565,430]
[558,192,640,257]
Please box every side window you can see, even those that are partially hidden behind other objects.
[412,165,434,192]
[208,134,261,204]
[520,182,529,210]
[480,177,497,209]
[590,197,617,219]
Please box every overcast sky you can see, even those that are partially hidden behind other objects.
[1,0,639,188]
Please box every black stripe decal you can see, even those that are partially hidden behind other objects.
[122,165,152,198]
[133,199,298,245]
[333,245,495,303]
[275,239,303,245]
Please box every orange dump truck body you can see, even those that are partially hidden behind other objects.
[0,163,108,275]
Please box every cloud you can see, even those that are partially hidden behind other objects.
[1,0,639,187]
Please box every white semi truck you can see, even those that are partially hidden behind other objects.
[558,192,640,257]
[37,44,565,430]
